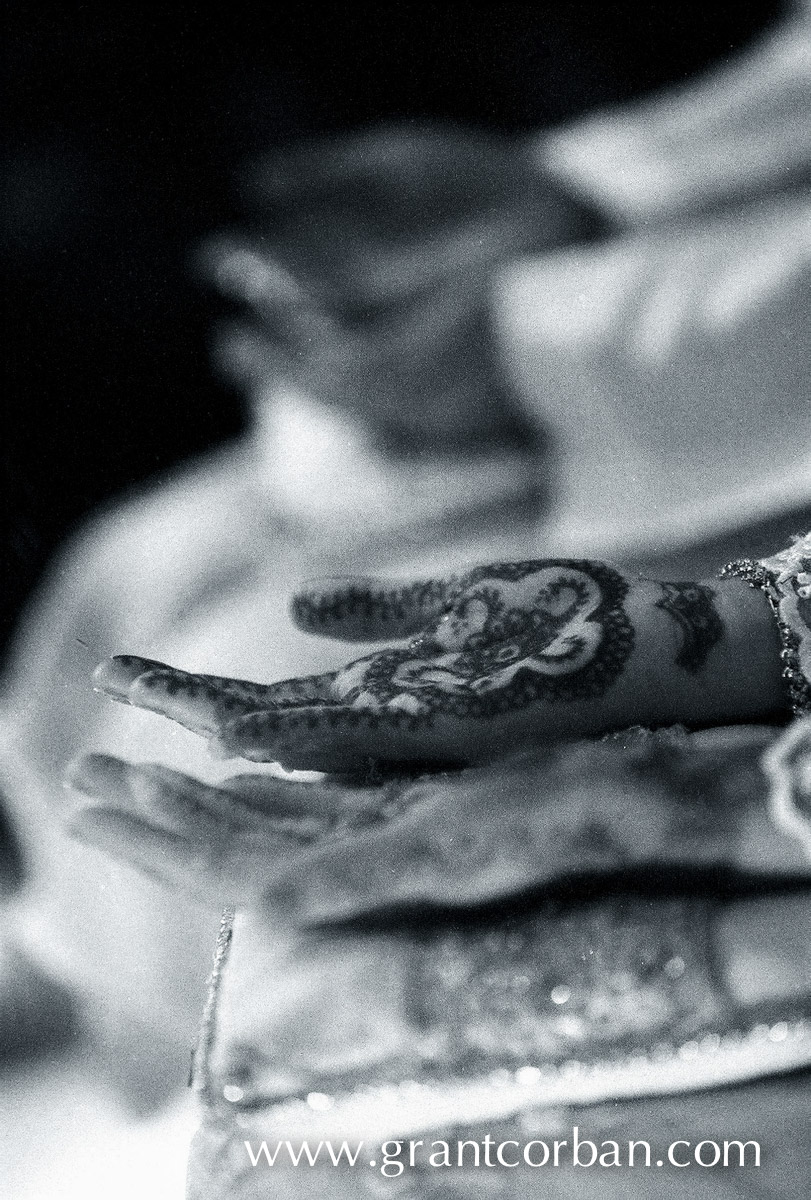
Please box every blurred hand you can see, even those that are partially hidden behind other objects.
[65,753,397,908]
[231,123,585,307]
[66,726,810,917]
[201,124,591,452]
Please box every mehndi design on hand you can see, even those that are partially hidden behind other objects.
[94,560,635,769]
[326,560,634,717]
[97,655,337,736]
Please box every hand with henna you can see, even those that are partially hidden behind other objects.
[89,559,786,773]
[66,726,810,916]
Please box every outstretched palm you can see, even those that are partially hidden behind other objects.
[95,559,639,771]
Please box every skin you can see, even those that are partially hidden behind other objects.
[65,558,794,913]
[64,561,808,1004]
[67,725,810,918]
[85,561,786,772]
[66,732,811,1013]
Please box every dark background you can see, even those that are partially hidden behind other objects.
[2,2,783,653]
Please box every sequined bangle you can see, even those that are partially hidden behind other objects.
[720,557,811,717]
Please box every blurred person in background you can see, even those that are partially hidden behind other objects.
[0,123,585,1109]
[1,1,810,1196]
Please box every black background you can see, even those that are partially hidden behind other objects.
[2,2,782,652]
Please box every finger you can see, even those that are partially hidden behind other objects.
[218,773,404,828]
[202,218,513,317]
[66,751,406,841]
[68,806,195,891]
[93,654,171,699]
[242,127,449,208]
[350,210,534,308]
[215,705,477,771]
[67,770,403,906]
[212,317,367,406]
[65,753,316,842]
[202,235,372,318]
[242,126,511,217]
[212,313,371,408]
[206,249,342,353]
[200,237,310,306]
[200,232,341,323]
[65,753,200,835]
[67,804,274,903]
[290,574,460,642]
[97,661,245,735]
[68,786,335,907]
[93,656,337,737]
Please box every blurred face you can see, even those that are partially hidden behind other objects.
[205,125,581,462]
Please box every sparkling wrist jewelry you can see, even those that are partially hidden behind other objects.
[720,554,811,717]
[723,534,811,860]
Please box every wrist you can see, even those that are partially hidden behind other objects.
[608,576,788,733]
[652,576,787,725]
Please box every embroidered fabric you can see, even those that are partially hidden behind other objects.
[196,891,811,1145]
[185,731,811,1200]
[413,899,727,1070]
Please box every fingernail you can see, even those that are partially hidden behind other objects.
[92,687,131,705]
[92,655,147,699]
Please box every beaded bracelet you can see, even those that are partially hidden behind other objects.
[720,557,811,717]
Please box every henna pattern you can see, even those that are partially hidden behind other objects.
[222,705,439,764]
[231,706,437,742]
[333,561,635,718]
[291,577,456,639]
[113,657,334,711]
[104,561,635,763]
[654,582,723,674]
